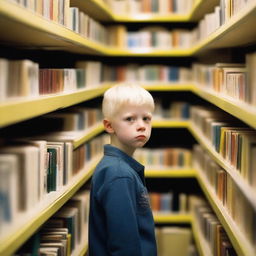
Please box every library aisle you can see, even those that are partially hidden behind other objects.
[0,0,256,256]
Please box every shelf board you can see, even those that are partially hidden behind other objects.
[0,156,100,256]
[192,87,256,130]
[105,47,194,57]
[193,1,256,53]
[153,213,192,223]
[70,0,113,22]
[191,216,213,256]
[0,87,107,128]
[189,123,256,211]
[145,169,196,178]
[189,0,219,21]
[1,1,256,57]
[196,170,256,256]
[73,123,104,149]
[73,0,218,22]
[143,83,195,91]
[152,119,189,128]
[0,0,106,55]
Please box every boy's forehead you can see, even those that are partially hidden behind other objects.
[117,104,153,114]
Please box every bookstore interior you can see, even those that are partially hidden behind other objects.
[0,0,256,255]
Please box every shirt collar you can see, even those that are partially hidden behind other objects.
[104,144,145,175]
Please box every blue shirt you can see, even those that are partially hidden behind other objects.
[89,144,157,256]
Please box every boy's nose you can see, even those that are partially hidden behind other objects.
[137,120,146,131]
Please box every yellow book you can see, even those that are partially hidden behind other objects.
[158,227,191,256]
[67,233,72,256]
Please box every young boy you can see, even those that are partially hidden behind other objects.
[89,84,157,256]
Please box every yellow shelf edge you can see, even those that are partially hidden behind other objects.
[191,216,213,256]
[154,213,192,223]
[73,123,105,149]
[192,87,256,129]
[0,87,107,128]
[143,83,195,91]
[196,171,256,256]
[152,120,189,128]
[0,156,100,256]
[145,169,196,178]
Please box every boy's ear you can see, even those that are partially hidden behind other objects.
[103,119,114,134]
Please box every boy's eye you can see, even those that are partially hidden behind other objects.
[125,117,135,122]
[143,116,152,122]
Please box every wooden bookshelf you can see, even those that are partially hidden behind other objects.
[189,123,256,211]
[72,0,218,22]
[196,169,256,256]
[73,123,105,149]
[0,0,106,55]
[0,0,256,57]
[0,87,108,128]
[192,0,256,53]
[0,155,100,256]
[192,87,256,130]
[191,216,213,256]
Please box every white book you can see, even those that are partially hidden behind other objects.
[0,58,8,102]
[0,145,39,211]
[0,154,19,236]
[127,0,141,13]
[108,0,128,14]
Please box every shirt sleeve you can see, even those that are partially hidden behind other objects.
[100,177,143,256]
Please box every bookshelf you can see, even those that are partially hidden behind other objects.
[72,0,219,22]
[196,169,255,256]
[1,0,256,255]
[0,155,100,256]
[1,1,255,58]
[2,84,256,130]
[0,87,108,128]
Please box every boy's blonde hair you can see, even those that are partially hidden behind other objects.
[102,83,155,119]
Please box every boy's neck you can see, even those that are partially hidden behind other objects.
[110,138,135,157]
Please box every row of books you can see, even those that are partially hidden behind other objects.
[190,105,256,190]
[134,147,192,169]
[190,195,238,256]
[193,0,254,44]
[0,59,103,102]
[11,0,108,45]
[149,192,189,213]
[11,0,70,26]
[155,227,196,256]
[193,53,256,106]
[0,134,107,239]
[105,0,194,15]
[154,100,190,120]
[2,56,256,108]
[42,106,102,132]
[9,0,255,50]
[108,25,193,49]
[15,188,90,255]
[193,144,256,246]
[102,64,192,83]
[68,6,107,45]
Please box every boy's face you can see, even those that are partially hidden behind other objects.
[105,104,153,155]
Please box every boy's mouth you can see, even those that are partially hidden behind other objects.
[136,135,146,140]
